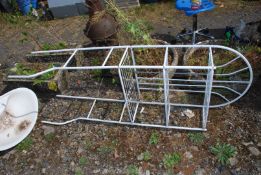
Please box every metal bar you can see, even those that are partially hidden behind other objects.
[202,47,214,129]
[58,92,230,109]
[163,47,170,126]
[42,118,206,131]
[138,77,250,84]
[216,56,240,68]
[102,48,114,66]
[32,44,229,54]
[119,102,127,122]
[118,63,133,121]
[63,49,78,67]
[8,66,118,79]
[132,102,139,123]
[139,82,242,95]
[57,94,125,103]
[131,48,141,97]
[119,47,129,66]
[62,93,213,108]
[8,65,215,79]
[87,100,96,118]
[215,67,249,76]
[139,87,230,102]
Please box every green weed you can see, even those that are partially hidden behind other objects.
[90,57,102,79]
[41,42,67,50]
[127,165,139,175]
[44,133,55,142]
[84,139,93,150]
[149,131,159,145]
[142,150,152,161]
[163,152,181,170]
[75,168,84,175]
[79,156,88,166]
[32,64,56,85]
[210,142,236,165]
[11,63,56,85]
[2,13,20,24]
[11,63,37,75]
[97,145,113,155]
[188,132,205,144]
[105,0,154,44]
[16,137,33,151]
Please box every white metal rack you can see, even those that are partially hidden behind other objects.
[8,45,253,131]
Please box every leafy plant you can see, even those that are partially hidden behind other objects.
[32,64,56,85]
[105,0,154,44]
[97,145,113,155]
[16,137,33,151]
[2,13,20,24]
[149,131,159,145]
[90,69,102,78]
[11,63,36,75]
[79,156,88,166]
[84,139,93,150]
[188,132,205,144]
[163,152,181,170]
[75,168,84,175]
[41,42,67,50]
[90,58,103,79]
[44,133,55,142]
[210,142,236,165]
[142,150,152,161]
[11,63,56,86]
[127,165,139,175]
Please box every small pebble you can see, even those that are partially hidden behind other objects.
[42,168,46,174]
[184,151,193,159]
[93,169,101,173]
[242,141,254,146]
[229,157,238,166]
[248,147,260,156]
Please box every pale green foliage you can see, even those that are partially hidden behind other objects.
[163,152,181,170]
[210,142,236,165]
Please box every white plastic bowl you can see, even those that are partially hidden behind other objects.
[0,88,38,151]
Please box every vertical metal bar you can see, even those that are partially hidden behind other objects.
[119,102,127,122]
[202,47,214,129]
[130,48,141,98]
[87,100,97,118]
[193,14,197,31]
[118,67,133,122]
[102,48,114,66]
[118,47,134,122]
[163,47,170,126]
[132,102,139,123]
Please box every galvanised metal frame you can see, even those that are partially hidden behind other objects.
[8,45,253,131]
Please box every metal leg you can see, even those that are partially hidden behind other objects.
[197,32,215,39]
[176,14,215,44]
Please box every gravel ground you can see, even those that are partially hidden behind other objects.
[0,0,261,174]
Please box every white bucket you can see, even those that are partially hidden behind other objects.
[0,88,38,151]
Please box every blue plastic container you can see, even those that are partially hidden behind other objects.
[16,0,31,15]
[16,0,38,15]
[31,0,38,9]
